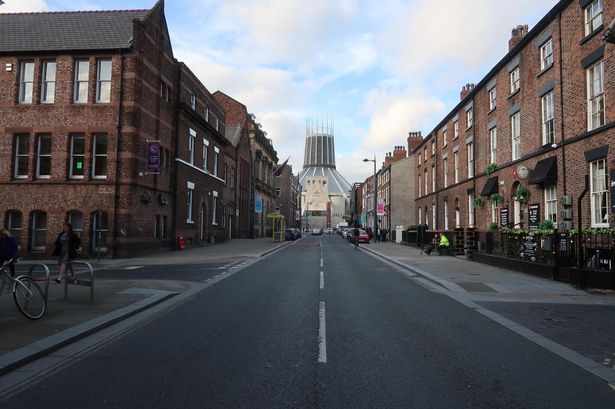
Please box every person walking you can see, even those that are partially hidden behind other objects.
[0,228,18,276]
[438,233,450,255]
[53,222,81,283]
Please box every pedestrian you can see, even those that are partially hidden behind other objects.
[376,227,381,243]
[438,233,450,256]
[53,222,81,283]
[424,233,439,255]
[382,228,388,242]
[0,228,18,276]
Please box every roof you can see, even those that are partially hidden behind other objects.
[0,9,150,53]
[298,166,352,198]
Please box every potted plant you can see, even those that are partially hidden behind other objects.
[514,186,530,202]
[488,222,498,230]
[486,163,497,176]
[473,197,483,208]
[489,193,501,206]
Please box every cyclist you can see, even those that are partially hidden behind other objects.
[0,228,18,276]
[352,226,360,248]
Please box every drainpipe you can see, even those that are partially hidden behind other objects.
[112,51,124,259]
[558,12,568,195]
[576,175,589,288]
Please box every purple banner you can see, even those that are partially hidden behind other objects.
[147,141,161,173]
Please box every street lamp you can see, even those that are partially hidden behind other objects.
[363,155,377,238]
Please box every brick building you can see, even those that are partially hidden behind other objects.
[175,63,229,246]
[415,0,614,237]
[213,91,254,239]
[0,2,178,257]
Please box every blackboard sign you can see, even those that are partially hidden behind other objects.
[522,236,537,261]
[610,170,615,214]
[558,233,568,252]
[528,203,540,229]
[500,207,509,228]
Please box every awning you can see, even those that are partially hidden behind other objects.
[480,176,499,197]
[528,156,557,185]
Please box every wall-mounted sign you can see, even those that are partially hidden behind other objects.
[528,203,540,229]
[255,195,263,213]
[147,141,160,173]
[377,198,385,216]
[500,207,509,228]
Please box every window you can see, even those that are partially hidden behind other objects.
[418,174,422,196]
[423,147,427,162]
[92,134,108,178]
[36,134,51,179]
[31,211,47,251]
[74,60,89,103]
[444,200,449,230]
[540,39,553,70]
[467,142,474,178]
[431,140,435,155]
[190,92,196,110]
[584,0,603,36]
[431,165,436,192]
[7,211,22,241]
[453,120,459,139]
[202,138,209,170]
[490,128,497,164]
[510,67,520,94]
[454,151,459,183]
[468,193,475,226]
[418,207,422,225]
[443,158,448,187]
[466,107,473,128]
[188,129,196,165]
[19,61,34,104]
[67,211,83,239]
[14,134,29,179]
[214,147,220,177]
[587,61,605,130]
[424,169,428,194]
[545,186,557,225]
[92,211,109,251]
[418,152,421,164]
[96,59,112,103]
[70,134,85,179]
[590,158,608,227]
[432,203,436,229]
[215,115,220,132]
[489,87,496,111]
[204,106,209,121]
[511,113,521,160]
[41,61,57,104]
[212,191,218,225]
[443,129,447,147]
[186,182,194,223]
[491,203,498,224]
[542,92,554,145]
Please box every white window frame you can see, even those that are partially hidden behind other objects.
[442,130,447,147]
[467,142,474,178]
[444,200,449,230]
[432,203,436,229]
[187,181,195,223]
[14,134,29,179]
[31,211,47,251]
[92,133,108,179]
[36,134,51,179]
[96,59,112,103]
[584,0,603,36]
[418,207,422,225]
[466,107,473,129]
[489,87,496,111]
[74,60,89,103]
[453,120,459,139]
[212,191,218,225]
[489,128,497,164]
[431,140,435,155]
[491,203,498,224]
[202,138,209,171]
[190,92,196,110]
[214,146,220,177]
[454,151,459,183]
[215,115,220,132]
[510,67,520,94]
[418,174,422,197]
[544,185,557,226]
[587,61,605,131]
[431,165,436,192]
[7,211,22,240]
[468,193,475,226]
[424,169,428,194]
[188,129,196,165]
[443,158,448,187]
[511,113,521,160]
[540,39,553,71]
[92,211,109,252]
[204,106,209,121]
[590,158,608,227]
[19,61,34,104]
[542,91,555,145]
[70,134,85,179]
[41,61,57,104]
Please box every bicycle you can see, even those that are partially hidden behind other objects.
[0,257,46,320]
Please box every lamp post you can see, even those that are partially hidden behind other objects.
[363,155,377,238]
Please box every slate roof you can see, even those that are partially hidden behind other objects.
[0,10,150,53]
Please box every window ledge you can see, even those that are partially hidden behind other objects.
[580,25,603,45]
[508,89,520,99]
[487,107,496,115]
[536,64,553,78]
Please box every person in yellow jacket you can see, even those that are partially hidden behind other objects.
[438,233,449,255]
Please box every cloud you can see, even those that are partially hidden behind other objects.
[0,0,48,12]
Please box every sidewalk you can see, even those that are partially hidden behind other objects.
[0,238,287,377]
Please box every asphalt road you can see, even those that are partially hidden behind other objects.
[3,234,615,408]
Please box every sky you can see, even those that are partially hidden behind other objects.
[1,0,558,184]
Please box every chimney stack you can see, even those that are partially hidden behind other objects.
[509,24,529,51]
[460,83,475,101]
[393,145,407,162]
[407,131,423,153]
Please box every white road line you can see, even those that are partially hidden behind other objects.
[320,271,324,289]
[318,301,327,363]
[320,258,323,268]
[124,266,144,270]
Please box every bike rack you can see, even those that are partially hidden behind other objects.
[64,261,95,303]
[26,263,51,300]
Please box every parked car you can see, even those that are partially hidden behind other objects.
[349,229,370,244]
[312,228,323,235]
[293,228,302,239]
[341,228,350,239]
[285,228,298,241]
[324,227,334,234]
